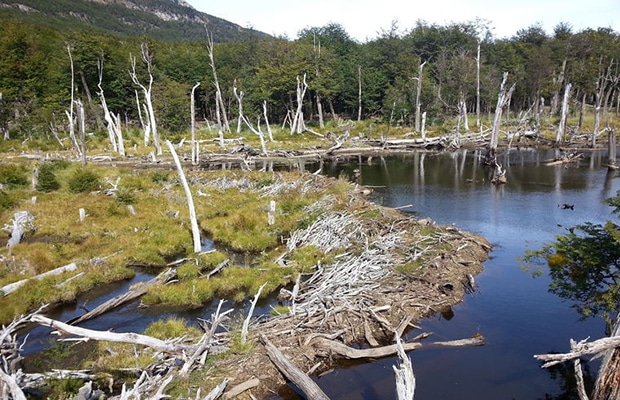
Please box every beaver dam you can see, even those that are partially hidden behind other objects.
[0,160,491,399]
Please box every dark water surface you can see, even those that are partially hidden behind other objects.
[313,148,619,399]
[21,148,620,399]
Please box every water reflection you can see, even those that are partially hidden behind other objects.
[315,148,618,400]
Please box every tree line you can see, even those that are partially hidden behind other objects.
[0,18,619,144]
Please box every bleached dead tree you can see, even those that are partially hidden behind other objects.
[165,140,201,253]
[233,81,244,134]
[486,72,515,163]
[130,43,161,155]
[593,59,618,147]
[556,82,572,144]
[190,82,200,165]
[357,65,362,122]
[263,101,274,142]
[291,74,308,134]
[97,58,125,156]
[65,44,81,156]
[476,42,481,129]
[206,32,230,134]
[414,60,426,133]
[76,99,86,166]
[241,115,268,155]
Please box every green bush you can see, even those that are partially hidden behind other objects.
[68,169,100,193]
[36,163,60,193]
[0,190,17,210]
[0,164,28,188]
[115,189,136,205]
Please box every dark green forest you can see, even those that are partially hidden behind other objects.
[0,18,619,145]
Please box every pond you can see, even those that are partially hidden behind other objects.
[19,147,620,400]
[311,147,619,399]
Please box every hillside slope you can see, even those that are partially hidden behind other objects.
[0,0,266,42]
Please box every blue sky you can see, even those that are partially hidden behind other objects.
[188,0,617,41]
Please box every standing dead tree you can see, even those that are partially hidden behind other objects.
[485,72,515,165]
[556,82,572,144]
[233,81,244,134]
[593,59,619,147]
[65,44,82,157]
[130,43,161,156]
[191,82,200,165]
[291,74,308,134]
[206,32,230,135]
[97,58,125,157]
[166,140,201,253]
[414,60,426,133]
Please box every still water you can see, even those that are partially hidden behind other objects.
[21,148,620,399]
[314,148,619,399]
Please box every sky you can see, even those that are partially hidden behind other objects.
[188,0,618,41]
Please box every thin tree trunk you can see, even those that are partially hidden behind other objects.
[415,60,426,133]
[357,65,362,122]
[476,42,481,129]
[165,140,202,253]
[291,74,308,134]
[488,72,513,161]
[130,43,160,155]
[556,82,572,144]
[263,101,274,142]
[76,99,86,166]
[233,81,244,134]
[191,82,200,165]
[206,32,230,134]
[66,45,81,156]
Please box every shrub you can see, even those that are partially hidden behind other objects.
[0,164,28,188]
[68,169,100,193]
[36,163,61,192]
[0,191,17,210]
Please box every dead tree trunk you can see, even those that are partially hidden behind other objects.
[191,82,200,165]
[550,59,567,116]
[130,43,160,155]
[593,314,620,400]
[357,65,362,122]
[556,82,572,144]
[76,99,87,166]
[263,101,274,142]
[97,58,125,156]
[65,45,81,156]
[233,82,244,134]
[206,32,230,134]
[415,60,426,133]
[291,74,308,134]
[166,140,201,253]
[476,42,481,129]
[485,72,514,164]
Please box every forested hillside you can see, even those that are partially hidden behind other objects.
[0,18,618,147]
[0,0,262,42]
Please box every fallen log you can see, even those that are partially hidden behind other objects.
[223,378,259,399]
[311,337,422,359]
[261,335,330,400]
[1,263,78,296]
[30,315,195,355]
[69,268,176,325]
[432,335,485,347]
[392,335,415,400]
[0,369,27,400]
[534,336,620,368]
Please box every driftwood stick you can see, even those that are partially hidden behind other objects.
[223,378,260,399]
[202,378,228,400]
[242,282,267,343]
[70,268,176,325]
[392,335,415,400]
[534,336,620,368]
[261,335,330,400]
[432,335,485,347]
[30,315,194,355]
[311,337,421,359]
[1,263,78,296]
[574,357,590,400]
